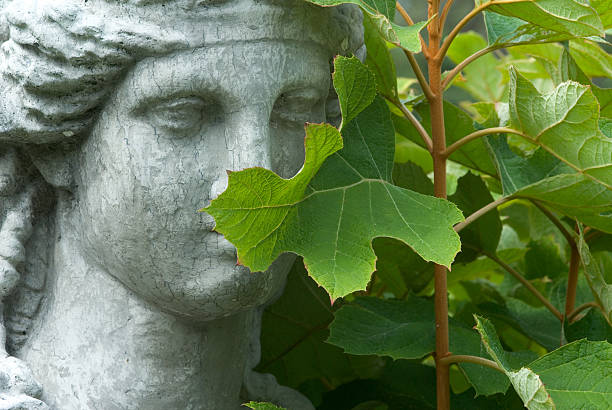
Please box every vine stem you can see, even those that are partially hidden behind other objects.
[474,247,564,321]
[530,200,576,248]
[439,0,455,34]
[437,1,490,60]
[442,44,504,89]
[443,127,528,158]
[388,98,433,153]
[438,354,503,373]
[454,196,512,233]
[425,1,451,408]
[396,2,428,56]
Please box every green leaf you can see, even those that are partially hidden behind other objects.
[529,339,612,409]
[363,14,398,100]
[306,0,428,52]
[578,230,612,323]
[243,402,286,410]
[393,101,498,177]
[474,315,555,410]
[508,68,611,186]
[482,0,604,38]
[524,237,567,280]
[569,38,612,79]
[559,45,612,119]
[334,56,377,125]
[591,0,612,29]
[450,173,502,262]
[206,96,463,298]
[446,32,506,102]
[327,296,436,360]
[258,261,384,388]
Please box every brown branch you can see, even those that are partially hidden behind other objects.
[454,196,512,233]
[388,97,434,153]
[442,44,504,89]
[438,354,503,373]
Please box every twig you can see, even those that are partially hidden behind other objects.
[437,1,490,61]
[567,302,600,323]
[404,49,435,101]
[473,246,564,321]
[438,354,503,373]
[388,97,434,153]
[454,196,512,233]
[443,127,527,158]
[439,0,455,33]
[442,44,503,89]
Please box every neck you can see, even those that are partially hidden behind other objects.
[19,206,252,410]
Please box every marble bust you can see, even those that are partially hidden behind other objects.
[0,1,363,408]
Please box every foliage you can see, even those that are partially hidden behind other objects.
[206,0,612,408]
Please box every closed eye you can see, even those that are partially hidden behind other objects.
[142,96,222,138]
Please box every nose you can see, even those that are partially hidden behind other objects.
[209,104,272,199]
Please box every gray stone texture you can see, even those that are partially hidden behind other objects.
[0,0,363,408]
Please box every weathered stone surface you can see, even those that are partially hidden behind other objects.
[0,0,363,408]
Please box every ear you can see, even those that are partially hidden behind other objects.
[27,143,77,191]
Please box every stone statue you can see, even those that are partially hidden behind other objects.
[0,1,363,408]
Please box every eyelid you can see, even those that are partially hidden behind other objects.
[139,96,220,138]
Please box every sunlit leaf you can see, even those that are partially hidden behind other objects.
[334,56,377,125]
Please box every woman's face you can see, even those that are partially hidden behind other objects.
[75,41,331,320]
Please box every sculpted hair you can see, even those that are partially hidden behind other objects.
[0,0,363,353]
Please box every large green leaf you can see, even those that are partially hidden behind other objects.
[334,56,377,125]
[474,315,555,409]
[258,261,384,388]
[206,95,463,298]
[591,0,612,29]
[565,308,612,343]
[327,296,436,360]
[393,101,498,176]
[306,0,427,52]
[529,339,612,408]
[481,0,604,38]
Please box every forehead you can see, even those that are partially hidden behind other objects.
[117,41,332,108]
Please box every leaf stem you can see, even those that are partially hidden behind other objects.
[438,354,503,373]
[442,44,504,89]
[403,49,435,101]
[437,1,490,60]
[454,196,512,233]
[389,98,434,153]
[439,0,455,34]
[530,200,576,248]
[443,127,527,158]
[567,302,600,323]
[477,247,564,321]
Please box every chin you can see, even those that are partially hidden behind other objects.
[131,253,296,322]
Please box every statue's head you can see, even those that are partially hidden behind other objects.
[0,0,362,351]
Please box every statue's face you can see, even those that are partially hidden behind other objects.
[75,41,330,320]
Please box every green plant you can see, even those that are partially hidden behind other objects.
[207,1,612,409]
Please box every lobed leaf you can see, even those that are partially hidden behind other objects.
[206,96,463,299]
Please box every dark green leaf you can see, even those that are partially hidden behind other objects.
[565,308,612,343]
[243,402,286,410]
[363,14,397,100]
